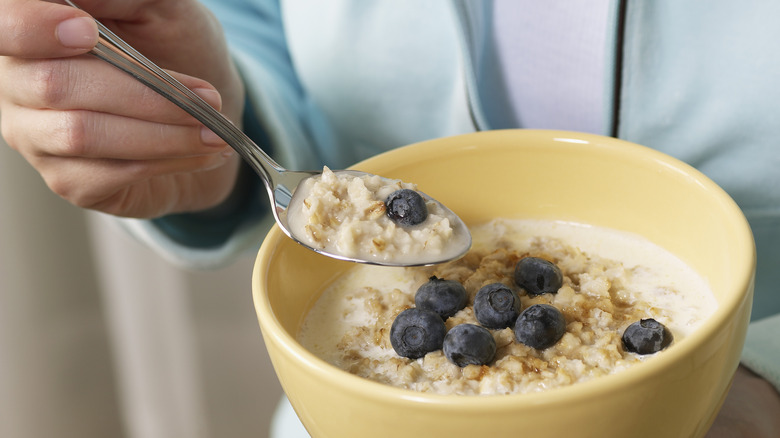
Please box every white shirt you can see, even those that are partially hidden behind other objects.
[492,0,611,134]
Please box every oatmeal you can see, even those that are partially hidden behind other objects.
[286,167,471,265]
[297,219,717,396]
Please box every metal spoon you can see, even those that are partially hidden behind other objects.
[64,1,471,266]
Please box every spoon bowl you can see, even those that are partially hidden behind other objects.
[284,169,472,266]
[65,1,471,266]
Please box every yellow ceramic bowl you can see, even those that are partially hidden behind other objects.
[253,130,755,438]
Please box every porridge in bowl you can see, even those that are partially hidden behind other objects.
[298,218,717,396]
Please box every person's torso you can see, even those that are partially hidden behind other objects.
[205,0,780,318]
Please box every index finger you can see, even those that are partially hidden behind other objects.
[0,0,97,58]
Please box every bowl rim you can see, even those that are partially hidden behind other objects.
[253,129,756,408]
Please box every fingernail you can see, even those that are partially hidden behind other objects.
[192,88,222,109]
[56,17,98,49]
[200,126,226,146]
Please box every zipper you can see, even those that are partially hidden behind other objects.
[610,0,628,138]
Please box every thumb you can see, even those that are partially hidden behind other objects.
[0,0,98,58]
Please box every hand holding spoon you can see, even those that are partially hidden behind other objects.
[64,1,471,266]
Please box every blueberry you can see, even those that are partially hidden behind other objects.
[415,276,468,320]
[473,283,522,329]
[443,324,496,367]
[514,257,563,296]
[390,308,446,359]
[514,304,566,350]
[385,189,428,226]
[621,319,674,355]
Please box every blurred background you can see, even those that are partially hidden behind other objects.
[0,131,282,437]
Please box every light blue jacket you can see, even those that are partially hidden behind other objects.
[119,0,780,388]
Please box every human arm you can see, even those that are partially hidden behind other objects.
[116,0,322,267]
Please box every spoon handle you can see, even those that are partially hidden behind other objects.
[63,0,281,184]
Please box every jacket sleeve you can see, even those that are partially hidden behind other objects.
[742,315,780,390]
[117,0,317,269]
[741,216,780,391]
